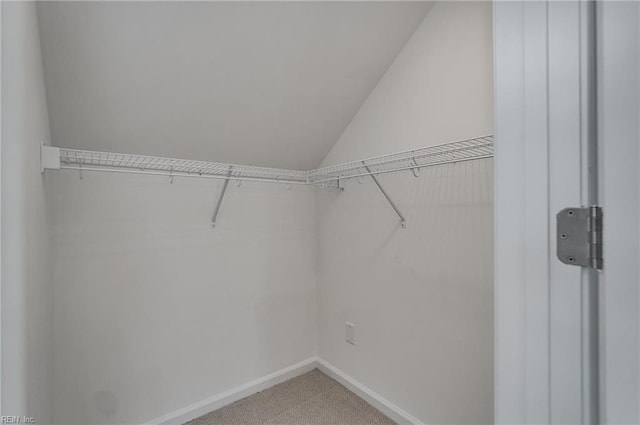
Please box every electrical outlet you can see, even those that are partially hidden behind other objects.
[345,322,355,345]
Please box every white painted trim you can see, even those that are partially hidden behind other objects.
[495,1,598,423]
[145,357,318,425]
[144,357,424,425]
[315,359,424,425]
[598,2,640,423]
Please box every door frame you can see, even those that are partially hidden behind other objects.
[494,1,599,423]
[495,1,640,424]
[597,1,640,423]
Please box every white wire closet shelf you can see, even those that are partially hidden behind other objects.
[308,135,494,185]
[47,135,494,186]
[57,148,310,184]
[42,135,494,228]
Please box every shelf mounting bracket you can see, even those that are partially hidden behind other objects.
[41,143,60,173]
[364,164,406,228]
[211,166,233,228]
[410,157,421,177]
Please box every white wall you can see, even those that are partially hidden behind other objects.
[21,3,492,424]
[49,172,317,424]
[316,2,494,424]
[1,2,54,423]
[36,1,431,171]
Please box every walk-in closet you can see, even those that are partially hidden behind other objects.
[3,2,494,424]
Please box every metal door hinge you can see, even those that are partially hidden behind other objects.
[557,206,603,270]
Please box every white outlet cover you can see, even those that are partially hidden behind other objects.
[345,322,355,345]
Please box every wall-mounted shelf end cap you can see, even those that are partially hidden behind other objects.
[41,143,61,174]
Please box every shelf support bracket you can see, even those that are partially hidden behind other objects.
[364,164,406,228]
[41,143,60,173]
[211,166,233,228]
[410,157,421,177]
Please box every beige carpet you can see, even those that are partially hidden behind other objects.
[186,369,396,425]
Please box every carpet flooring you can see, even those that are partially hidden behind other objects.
[186,369,396,425]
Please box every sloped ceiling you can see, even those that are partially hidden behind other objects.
[37,1,432,170]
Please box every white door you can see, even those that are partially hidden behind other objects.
[493,1,640,423]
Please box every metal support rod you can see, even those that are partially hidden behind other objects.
[410,157,421,177]
[364,165,406,228]
[211,167,233,228]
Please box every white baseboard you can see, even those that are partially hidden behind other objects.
[145,357,318,425]
[316,359,425,425]
[145,356,423,425]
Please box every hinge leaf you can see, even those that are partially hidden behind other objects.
[557,206,603,270]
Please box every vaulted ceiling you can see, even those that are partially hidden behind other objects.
[37,1,432,170]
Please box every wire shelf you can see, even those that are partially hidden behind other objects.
[47,136,494,228]
[59,148,310,184]
[308,135,494,184]
[53,135,493,186]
